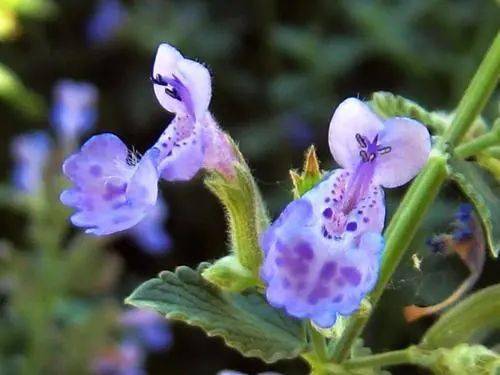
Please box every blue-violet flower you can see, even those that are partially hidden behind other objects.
[51,80,98,144]
[61,134,159,235]
[87,0,127,45]
[151,43,236,180]
[120,309,172,352]
[11,131,52,194]
[261,97,431,327]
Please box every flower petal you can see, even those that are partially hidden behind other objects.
[61,134,159,235]
[152,43,184,114]
[155,116,204,181]
[176,58,211,121]
[260,171,385,327]
[152,43,211,121]
[329,98,384,170]
[373,117,431,188]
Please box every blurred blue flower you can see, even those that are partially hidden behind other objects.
[120,309,172,352]
[11,131,52,194]
[129,195,171,255]
[92,341,145,375]
[61,134,160,235]
[51,80,98,144]
[281,115,314,149]
[87,0,127,45]
[261,98,431,327]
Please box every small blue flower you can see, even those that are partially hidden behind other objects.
[120,309,172,352]
[51,80,98,144]
[129,195,171,255]
[261,196,384,328]
[87,0,127,45]
[61,134,160,235]
[11,131,52,194]
[151,44,237,180]
[261,98,431,327]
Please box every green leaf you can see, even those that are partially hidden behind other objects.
[449,160,500,257]
[0,63,45,119]
[420,284,500,349]
[125,265,306,363]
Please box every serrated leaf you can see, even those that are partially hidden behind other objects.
[126,265,306,363]
[420,284,500,349]
[449,160,500,257]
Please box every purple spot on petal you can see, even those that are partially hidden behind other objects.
[89,164,102,177]
[341,267,361,286]
[294,242,314,260]
[363,217,369,223]
[323,208,333,218]
[320,261,337,280]
[307,286,329,305]
[346,222,357,232]
[332,295,343,303]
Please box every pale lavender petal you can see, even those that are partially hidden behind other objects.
[61,134,159,235]
[155,116,204,181]
[11,131,52,193]
[328,98,384,170]
[152,43,211,121]
[373,117,431,188]
[176,59,211,121]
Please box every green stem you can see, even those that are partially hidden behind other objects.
[308,321,329,363]
[454,124,500,159]
[341,346,434,371]
[331,31,500,363]
[439,31,500,148]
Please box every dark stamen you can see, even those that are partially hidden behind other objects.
[359,150,369,162]
[355,133,367,148]
[377,145,392,155]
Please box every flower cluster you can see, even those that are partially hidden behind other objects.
[61,43,237,238]
[261,98,431,327]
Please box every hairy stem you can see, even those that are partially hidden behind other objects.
[342,346,434,370]
[439,31,500,148]
[454,123,500,159]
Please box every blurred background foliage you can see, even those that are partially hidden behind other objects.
[0,0,498,374]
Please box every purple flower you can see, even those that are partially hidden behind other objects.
[120,309,172,352]
[128,195,171,255]
[151,43,237,180]
[87,0,127,45]
[261,98,431,327]
[92,341,145,375]
[11,131,52,194]
[328,98,431,189]
[51,80,98,144]
[60,134,160,235]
